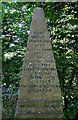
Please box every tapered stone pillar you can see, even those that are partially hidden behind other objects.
[15,7,63,118]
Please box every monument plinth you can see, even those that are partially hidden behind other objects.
[15,7,63,118]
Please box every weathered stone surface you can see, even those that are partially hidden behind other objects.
[15,7,63,118]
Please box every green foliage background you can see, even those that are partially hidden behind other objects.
[2,2,78,119]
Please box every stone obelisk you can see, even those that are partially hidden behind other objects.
[15,7,63,118]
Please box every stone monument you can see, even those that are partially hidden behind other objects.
[15,7,63,118]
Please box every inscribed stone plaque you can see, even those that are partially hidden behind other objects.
[15,7,63,118]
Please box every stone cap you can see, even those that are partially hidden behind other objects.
[33,7,44,14]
